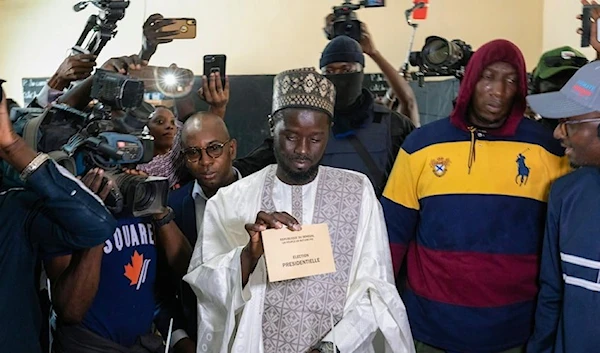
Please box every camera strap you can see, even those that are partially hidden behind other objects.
[47,150,77,175]
[22,110,48,151]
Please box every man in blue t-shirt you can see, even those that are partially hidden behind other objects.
[526,61,600,353]
[46,216,157,350]
[45,201,190,353]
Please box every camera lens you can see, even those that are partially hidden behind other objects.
[103,170,169,217]
[133,182,156,211]
[425,39,451,65]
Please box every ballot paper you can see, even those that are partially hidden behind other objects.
[262,223,336,282]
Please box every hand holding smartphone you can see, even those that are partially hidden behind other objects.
[580,4,600,47]
[159,18,197,40]
[203,55,227,88]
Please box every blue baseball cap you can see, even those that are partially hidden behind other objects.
[527,60,600,119]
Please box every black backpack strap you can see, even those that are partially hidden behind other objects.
[372,104,416,193]
[347,134,385,193]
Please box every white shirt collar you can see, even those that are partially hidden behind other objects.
[192,167,243,201]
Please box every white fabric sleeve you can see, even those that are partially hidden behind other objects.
[322,181,415,353]
[35,83,63,108]
[183,193,256,352]
[35,84,52,108]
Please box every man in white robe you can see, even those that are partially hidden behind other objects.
[184,68,414,353]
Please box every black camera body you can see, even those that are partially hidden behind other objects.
[331,2,362,42]
[61,120,167,218]
[57,71,168,217]
[328,0,385,42]
[409,36,473,86]
[91,69,145,111]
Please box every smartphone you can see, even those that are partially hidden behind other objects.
[160,18,197,40]
[364,0,385,8]
[203,55,227,87]
[129,66,195,97]
[581,5,600,47]
[412,0,429,20]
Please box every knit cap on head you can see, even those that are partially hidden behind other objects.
[319,36,365,69]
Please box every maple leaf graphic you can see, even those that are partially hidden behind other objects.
[124,250,144,286]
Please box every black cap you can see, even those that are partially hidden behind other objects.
[319,36,365,69]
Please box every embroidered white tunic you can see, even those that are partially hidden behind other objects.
[183,165,414,353]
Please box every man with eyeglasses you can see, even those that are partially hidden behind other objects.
[158,111,244,353]
[525,60,600,353]
[529,47,589,130]
[174,111,241,243]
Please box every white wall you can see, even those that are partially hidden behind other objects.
[0,0,545,105]
[542,0,598,58]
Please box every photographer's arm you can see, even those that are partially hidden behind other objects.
[154,210,193,278]
[361,23,420,127]
[56,76,94,110]
[174,72,230,121]
[47,54,97,92]
[41,169,114,324]
[45,248,103,324]
[203,72,230,119]
[139,14,177,62]
[1,84,116,253]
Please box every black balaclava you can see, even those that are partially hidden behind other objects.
[319,36,365,110]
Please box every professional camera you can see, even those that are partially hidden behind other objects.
[328,0,385,42]
[57,70,169,217]
[409,36,474,85]
[72,0,130,55]
[91,69,145,111]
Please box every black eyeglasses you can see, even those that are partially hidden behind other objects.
[543,56,588,68]
[182,139,231,162]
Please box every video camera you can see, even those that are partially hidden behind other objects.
[328,0,385,42]
[409,36,474,86]
[72,0,130,56]
[56,70,169,217]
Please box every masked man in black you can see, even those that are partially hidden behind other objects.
[319,35,414,197]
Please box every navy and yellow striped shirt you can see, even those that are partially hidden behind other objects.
[381,117,570,352]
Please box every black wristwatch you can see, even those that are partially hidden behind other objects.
[154,207,175,228]
[313,341,339,353]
